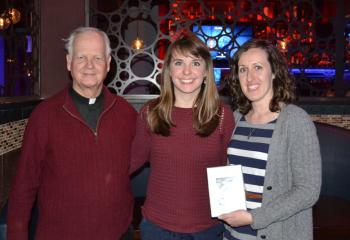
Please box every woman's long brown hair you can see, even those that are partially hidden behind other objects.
[147,33,221,137]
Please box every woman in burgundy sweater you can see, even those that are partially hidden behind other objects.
[130,33,234,240]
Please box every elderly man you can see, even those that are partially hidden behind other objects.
[7,27,136,240]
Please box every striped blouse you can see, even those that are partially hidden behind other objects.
[224,116,276,240]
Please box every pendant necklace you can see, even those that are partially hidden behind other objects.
[247,128,256,139]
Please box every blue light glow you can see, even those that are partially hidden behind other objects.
[291,68,350,81]
[213,67,230,85]
[212,67,350,87]
[213,68,221,85]
[26,35,32,53]
[192,24,252,60]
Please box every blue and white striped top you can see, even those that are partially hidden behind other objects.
[224,116,276,240]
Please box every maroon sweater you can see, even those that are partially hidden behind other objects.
[130,103,234,233]
[7,86,137,240]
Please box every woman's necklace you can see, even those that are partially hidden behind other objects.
[245,109,276,139]
[247,127,256,139]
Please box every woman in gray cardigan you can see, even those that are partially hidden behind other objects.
[219,39,321,240]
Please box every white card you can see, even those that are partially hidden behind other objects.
[207,164,246,217]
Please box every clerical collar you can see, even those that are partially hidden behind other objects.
[69,87,103,105]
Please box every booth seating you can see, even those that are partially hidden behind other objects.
[312,122,350,240]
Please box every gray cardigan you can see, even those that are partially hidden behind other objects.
[231,104,322,240]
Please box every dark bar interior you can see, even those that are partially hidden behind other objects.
[0,1,350,239]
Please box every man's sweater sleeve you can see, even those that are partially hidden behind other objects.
[7,105,48,240]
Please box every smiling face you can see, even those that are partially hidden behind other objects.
[169,50,207,105]
[237,47,275,107]
[66,31,111,98]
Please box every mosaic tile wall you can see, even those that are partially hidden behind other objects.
[0,119,27,155]
[312,115,350,131]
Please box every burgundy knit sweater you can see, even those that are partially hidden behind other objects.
[130,103,234,233]
[7,86,137,240]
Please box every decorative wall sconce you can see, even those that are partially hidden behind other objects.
[0,16,11,29]
[8,8,21,23]
[0,7,21,30]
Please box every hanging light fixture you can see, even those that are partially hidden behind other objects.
[131,18,145,50]
[132,37,144,50]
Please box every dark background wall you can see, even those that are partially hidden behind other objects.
[40,0,85,98]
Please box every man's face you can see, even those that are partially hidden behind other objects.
[66,31,111,97]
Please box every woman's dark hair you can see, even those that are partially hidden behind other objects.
[227,39,295,114]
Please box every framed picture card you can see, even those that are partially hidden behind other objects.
[207,164,246,217]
